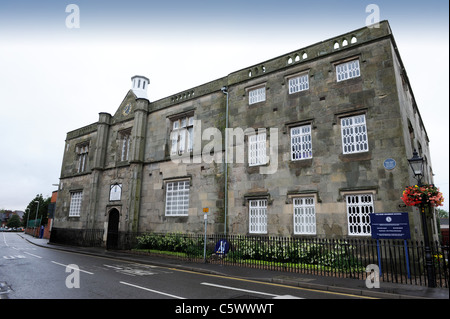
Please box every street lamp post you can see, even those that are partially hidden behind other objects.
[25,208,30,234]
[34,200,40,238]
[407,149,436,288]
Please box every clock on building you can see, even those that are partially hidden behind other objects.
[123,103,132,115]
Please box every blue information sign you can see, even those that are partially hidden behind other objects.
[383,158,396,170]
[370,212,411,239]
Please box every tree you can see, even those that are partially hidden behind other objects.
[6,214,22,228]
[436,208,449,218]
[23,194,51,228]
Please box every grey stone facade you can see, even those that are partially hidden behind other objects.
[54,21,436,243]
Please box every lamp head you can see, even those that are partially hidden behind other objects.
[408,149,424,181]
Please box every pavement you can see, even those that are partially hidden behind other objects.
[18,233,449,299]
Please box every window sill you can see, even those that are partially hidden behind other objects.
[339,151,371,162]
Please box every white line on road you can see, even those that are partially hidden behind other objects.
[24,251,42,259]
[51,261,94,275]
[2,233,8,247]
[200,282,303,299]
[103,264,123,270]
[120,281,186,299]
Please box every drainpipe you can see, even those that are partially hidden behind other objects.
[221,86,229,237]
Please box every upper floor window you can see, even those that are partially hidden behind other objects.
[336,59,360,82]
[291,125,312,161]
[69,191,83,217]
[119,128,132,161]
[75,142,89,173]
[249,87,266,105]
[341,114,368,154]
[288,74,309,94]
[171,115,194,155]
[248,132,267,166]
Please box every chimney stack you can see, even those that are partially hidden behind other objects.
[131,75,149,100]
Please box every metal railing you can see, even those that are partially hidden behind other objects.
[49,228,449,288]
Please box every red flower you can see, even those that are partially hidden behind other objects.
[401,184,444,207]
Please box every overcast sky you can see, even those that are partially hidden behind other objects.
[0,0,448,212]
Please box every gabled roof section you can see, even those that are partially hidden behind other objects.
[112,89,136,124]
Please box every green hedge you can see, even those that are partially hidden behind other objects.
[136,233,364,271]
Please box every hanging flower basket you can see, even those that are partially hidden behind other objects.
[401,184,444,207]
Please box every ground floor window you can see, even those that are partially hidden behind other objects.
[69,191,83,217]
[293,197,316,235]
[249,199,267,234]
[165,180,190,216]
[346,194,373,236]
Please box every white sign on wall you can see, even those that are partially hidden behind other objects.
[110,184,122,201]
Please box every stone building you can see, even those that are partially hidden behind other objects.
[53,21,436,245]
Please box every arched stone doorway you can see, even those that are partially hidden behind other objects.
[106,208,120,250]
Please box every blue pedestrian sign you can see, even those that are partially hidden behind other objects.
[370,212,411,239]
[214,239,230,256]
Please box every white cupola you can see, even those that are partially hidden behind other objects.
[131,75,149,99]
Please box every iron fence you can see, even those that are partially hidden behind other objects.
[50,227,104,247]
[49,228,449,288]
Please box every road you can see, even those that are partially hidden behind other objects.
[1,232,373,304]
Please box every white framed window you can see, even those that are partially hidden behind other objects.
[69,191,83,217]
[171,116,194,155]
[119,129,132,161]
[288,74,309,94]
[248,132,267,166]
[346,194,373,236]
[249,87,266,105]
[341,114,368,154]
[76,143,89,173]
[249,199,267,234]
[165,180,190,216]
[293,197,316,235]
[291,125,312,161]
[336,59,360,82]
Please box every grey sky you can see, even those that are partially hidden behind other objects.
[0,1,448,212]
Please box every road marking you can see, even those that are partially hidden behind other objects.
[24,251,42,259]
[170,268,377,299]
[201,282,302,299]
[2,233,8,247]
[51,261,94,275]
[120,281,186,299]
[103,264,123,270]
[3,255,26,260]
[12,246,36,251]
